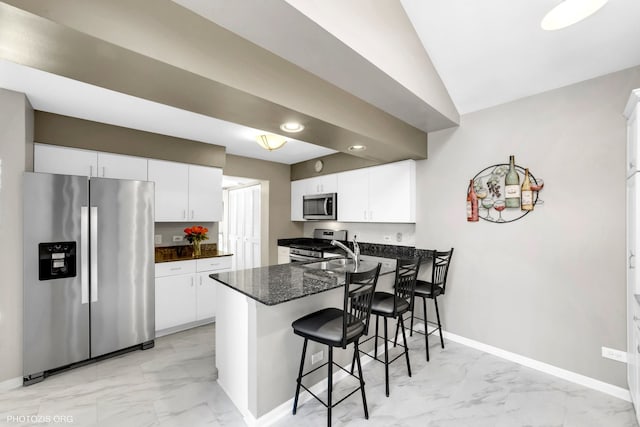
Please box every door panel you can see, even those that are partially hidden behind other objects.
[90,178,155,357]
[23,173,90,376]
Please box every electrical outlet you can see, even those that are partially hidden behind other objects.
[396,232,403,242]
[154,234,162,245]
[383,235,391,242]
[311,351,323,364]
[172,235,183,242]
[601,346,627,363]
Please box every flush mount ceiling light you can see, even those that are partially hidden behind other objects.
[279,122,304,133]
[255,134,287,151]
[541,0,608,31]
[348,145,366,152]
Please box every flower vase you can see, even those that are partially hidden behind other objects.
[192,240,202,258]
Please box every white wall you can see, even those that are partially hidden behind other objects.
[416,66,640,388]
[0,89,32,383]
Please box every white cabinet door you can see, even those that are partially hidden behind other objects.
[189,165,222,221]
[291,180,305,221]
[34,144,98,177]
[196,272,217,320]
[306,174,337,194]
[148,159,189,221]
[337,168,370,222]
[97,152,148,181]
[369,160,416,223]
[155,274,197,330]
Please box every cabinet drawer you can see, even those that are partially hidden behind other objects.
[197,256,232,272]
[155,260,196,277]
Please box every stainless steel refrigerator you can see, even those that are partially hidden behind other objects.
[23,172,155,385]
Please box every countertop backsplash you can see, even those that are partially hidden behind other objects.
[301,221,416,246]
[154,222,218,247]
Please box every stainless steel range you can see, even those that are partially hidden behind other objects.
[289,229,347,262]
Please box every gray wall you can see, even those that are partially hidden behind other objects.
[416,66,640,388]
[0,89,32,383]
[154,222,218,247]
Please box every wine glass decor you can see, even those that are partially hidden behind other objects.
[468,159,544,224]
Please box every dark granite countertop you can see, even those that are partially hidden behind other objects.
[155,244,233,263]
[211,258,396,306]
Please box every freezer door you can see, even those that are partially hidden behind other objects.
[89,178,155,357]
[23,173,90,377]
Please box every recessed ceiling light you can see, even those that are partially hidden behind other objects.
[348,145,366,152]
[280,122,304,133]
[541,0,608,31]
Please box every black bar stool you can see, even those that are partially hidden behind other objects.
[407,248,454,361]
[291,264,381,427]
[355,257,420,396]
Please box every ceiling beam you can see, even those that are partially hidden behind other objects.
[0,0,430,162]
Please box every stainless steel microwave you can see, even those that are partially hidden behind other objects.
[303,193,337,220]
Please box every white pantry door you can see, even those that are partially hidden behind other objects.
[227,185,261,271]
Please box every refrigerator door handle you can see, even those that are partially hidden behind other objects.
[90,206,99,303]
[81,206,89,304]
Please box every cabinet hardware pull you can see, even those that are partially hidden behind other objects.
[170,267,181,271]
[102,167,106,177]
[630,251,636,269]
[89,165,93,177]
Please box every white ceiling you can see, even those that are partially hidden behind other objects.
[0,59,336,165]
[401,0,640,114]
[4,1,639,165]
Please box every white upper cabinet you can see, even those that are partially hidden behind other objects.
[97,152,148,181]
[188,165,222,221]
[148,159,222,222]
[34,144,98,177]
[291,180,306,221]
[627,89,640,178]
[35,144,148,181]
[148,159,190,221]
[337,168,370,222]
[337,160,415,223]
[305,174,337,195]
[368,161,415,223]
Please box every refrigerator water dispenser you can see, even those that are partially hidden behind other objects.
[38,242,76,280]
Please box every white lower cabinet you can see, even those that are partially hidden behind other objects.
[155,256,233,333]
[156,273,197,331]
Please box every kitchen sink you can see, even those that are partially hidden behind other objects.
[301,257,378,274]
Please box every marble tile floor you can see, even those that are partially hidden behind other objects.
[0,323,637,427]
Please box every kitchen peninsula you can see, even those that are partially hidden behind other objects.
[211,258,396,424]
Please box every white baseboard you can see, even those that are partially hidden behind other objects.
[441,330,631,402]
[0,377,22,391]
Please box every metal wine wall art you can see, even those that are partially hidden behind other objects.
[466,156,544,224]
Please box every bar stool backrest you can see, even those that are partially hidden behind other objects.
[431,248,454,295]
[393,257,421,313]
[343,263,381,347]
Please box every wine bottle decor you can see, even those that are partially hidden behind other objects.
[468,158,544,224]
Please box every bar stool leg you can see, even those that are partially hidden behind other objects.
[434,296,444,349]
[423,297,430,361]
[354,341,369,419]
[374,315,379,359]
[384,317,389,397]
[410,306,415,337]
[327,346,333,427]
[293,338,308,415]
[399,314,411,377]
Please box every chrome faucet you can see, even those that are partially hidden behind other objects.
[330,236,360,270]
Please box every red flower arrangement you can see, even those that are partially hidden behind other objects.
[184,226,209,243]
